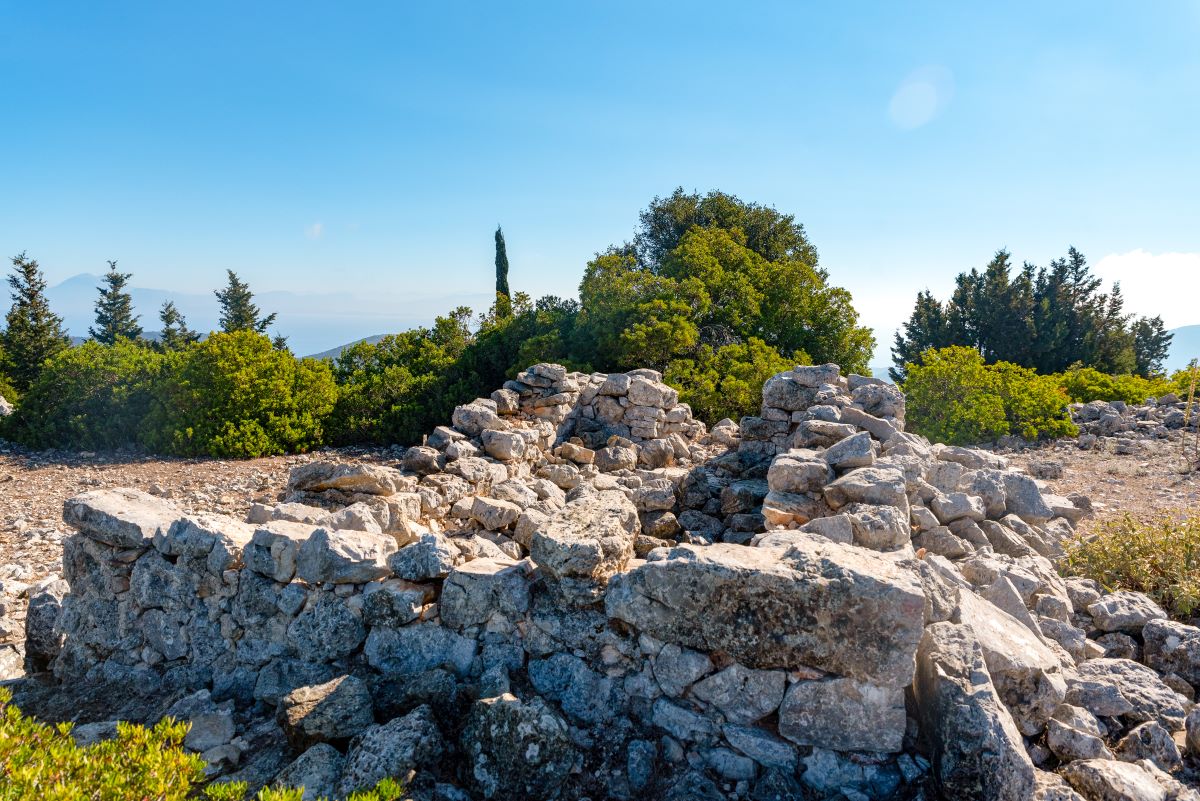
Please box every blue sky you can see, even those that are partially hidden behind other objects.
[2,2,1198,361]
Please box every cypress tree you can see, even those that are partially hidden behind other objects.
[89,260,142,344]
[215,269,276,334]
[1,252,70,391]
[157,300,199,351]
[495,226,511,298]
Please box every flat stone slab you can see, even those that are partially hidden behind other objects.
[606,541,925,687]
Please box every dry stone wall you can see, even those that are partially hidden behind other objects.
[21,364,1200,801]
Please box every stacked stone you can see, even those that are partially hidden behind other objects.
[1070,395,1200,453]
[23,361,1200,801]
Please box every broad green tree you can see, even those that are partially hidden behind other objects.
[2,252,70,392]
[89,261,142,344]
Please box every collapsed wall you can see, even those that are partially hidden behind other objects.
[23,363,1200,801]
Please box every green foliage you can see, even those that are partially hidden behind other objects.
[989,361,1079,441]
[665,338,801,423]
[147,331,336,457]
[215,270,277,335]
[576,199,874,377]
[0,686,404,801]
[157,300,200,351]
[4,340,163,450]
[89,261,143,344]
[1063,513,1200,618]
[1057,366,1173,406]
[902,346,1076,445]
[2,252,70,392]
[327,308,475,445]
[893,247,1170,379]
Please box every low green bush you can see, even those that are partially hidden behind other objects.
[903,346,1076,445]
[3,339,162,450]
[146,330,337,458]
[1063,513,1200,618]
[0,686,403,801]
[1056,366,1173,406]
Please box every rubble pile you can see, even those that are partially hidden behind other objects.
[13,363,1200,800]
[1070,394,1199,454]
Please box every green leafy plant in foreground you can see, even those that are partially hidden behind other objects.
[1063,513,1200,618]
[0,687,403,801]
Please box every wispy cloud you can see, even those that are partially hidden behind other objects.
[1093,249,1200,328]
[305,221,324,240]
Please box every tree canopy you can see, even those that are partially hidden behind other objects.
[2,252,70,392]
[89,261,142,344]
[892,247,1172,381]
[156,300,199,351]
[215,269,277,335]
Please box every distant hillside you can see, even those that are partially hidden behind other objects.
[1168,325,1199,372]
[306,334,389,360]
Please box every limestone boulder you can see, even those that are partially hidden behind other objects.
[1143,618,1200,686]
[606,541,925,687]
[530,490,638,605]
[337,705,444,798]
[957,589,1067,735]
[461,694,577,800]
[288,462,412,496]
[1088,591,1168,634]
[278,675,375,750]
[913,622,1035,801]
[778,676,906,753]
[295,528,394,585]
[63,488,178,549]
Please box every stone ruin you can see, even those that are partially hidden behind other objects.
[1068,394,1200,455]
[13,363,1200,800]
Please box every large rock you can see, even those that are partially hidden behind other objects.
[388,533,456,581]
[689,663,785,725]
[63,488,178,549]
[272,744,345,800]
[278,675,375,749]
[913,621,1036,801]
[337,705,444,797]
[288,461,412,496]
[24,576,68,672]
[530,490,638,605]
[1061,759,1170,801]
[821,431,875,470]
[364,623,477,677]
[1088,592,1168,634]
[1143,618,1200,686]
[957,589,1067,735]
[778,677,906,752]
[439,558,531,630]
[607,541,925,687]
[823,467,908,510]
[1073,659,1189,732]
[461,694,577,800]
[295,527,394,584]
